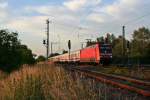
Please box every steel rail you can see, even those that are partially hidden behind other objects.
[71,67,150,97]
[86,69,150,87]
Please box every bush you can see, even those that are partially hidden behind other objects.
[0,29,35,72]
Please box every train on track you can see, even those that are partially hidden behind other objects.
[50,43,112,65]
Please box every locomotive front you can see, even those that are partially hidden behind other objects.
[99,44,112,64]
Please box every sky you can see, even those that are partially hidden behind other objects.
[0,0,150,56]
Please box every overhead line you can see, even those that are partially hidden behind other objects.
[125,12,150,25]
[47,11,150,38]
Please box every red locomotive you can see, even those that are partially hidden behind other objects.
[50,43,112,65]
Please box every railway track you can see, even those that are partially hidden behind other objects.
[68,66,150,97]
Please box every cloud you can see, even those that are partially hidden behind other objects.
[0,2,8,8]
[103,0,150,20]
[86,13,105,23]
[0,9,7,19]
[4,16,50,55]
[16,0,150,38]
[1,0,150,55]
[64,0,86,11]
[63,0,101,11]
[0,1,8,21]
[5,16,48,36]
[24,5,83,27]
[25,6,65,16]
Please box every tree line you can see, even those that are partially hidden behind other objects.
[1,27,149,72]
[96,27,150,65]
[0,29,35,72]
[39,27,150,65]
[38,27,150,65]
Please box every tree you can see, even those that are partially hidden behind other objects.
[62,50,68,54]
[97,33,115,44]
[0,29,35,72]
[17,45,35,64]
[49,53,60,57]
[110,34,116,44]
[86,41,96,47]
[131,27,150,57]
[0,30,20,72]
[97,34,121,57]
[97,36,104,43]
[36,55,46,62]
[112,36,123,57]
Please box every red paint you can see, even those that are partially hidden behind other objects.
[80,44,100,63]
[50,43,112,64]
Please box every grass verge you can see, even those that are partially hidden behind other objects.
[0,64,144,100]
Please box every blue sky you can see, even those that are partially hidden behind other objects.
[0,0,150,56]
[8,0,62,8]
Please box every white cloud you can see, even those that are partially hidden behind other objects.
[103,0,149,20]
[63,0,101,11]
[64,0,86,11]
[0,1,8,21]
[6,16,48,36]
[87,13,105,23]
[25,6,66,16]
[0,2,8,8]
[25,5,82,26]
[1,0,150,55]
[4,16,49,55]
[0,9,7,18]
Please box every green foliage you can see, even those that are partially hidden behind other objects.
[62,50,68,54]
[0,29,35,72]
[18,45,35,64]
[110,27,150,58]
[112,36,123,57]
[105,33,112,44]
[36,55,46,62]
[97,36,104,43]
[49,53,60,57]
[97,33,115,44]
[86,41,96,47]
[96,27,150,64]
[130,27,150,58]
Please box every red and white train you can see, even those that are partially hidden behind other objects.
[50,43,112,65]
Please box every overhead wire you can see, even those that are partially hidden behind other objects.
[49,3,150,42]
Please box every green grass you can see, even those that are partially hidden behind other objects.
[94,66,150,80]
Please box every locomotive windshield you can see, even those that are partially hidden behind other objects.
[100,44,112,53]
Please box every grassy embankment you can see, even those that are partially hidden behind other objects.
[0,64,143,100]
[0,64,101,100]
[89,66,150,80]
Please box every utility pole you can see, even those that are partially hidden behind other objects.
[122,26,126,66]
[81,43,84,49]
[68,40,71,61]
[122,26,125,56]
[46,19,50,60]
[51,42,53,55]
[80,42,86,49]
[58,35,61,52]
